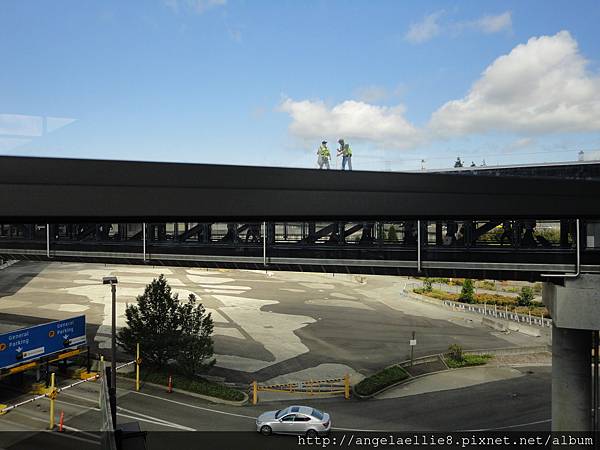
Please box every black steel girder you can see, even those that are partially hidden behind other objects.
[1,156,600,222]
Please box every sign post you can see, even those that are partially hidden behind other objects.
[136,343,141,392]
[49,372,56,430]
[409,331,417,366]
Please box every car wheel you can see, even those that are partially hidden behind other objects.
[260,425,272,436]
[306,429,318,438]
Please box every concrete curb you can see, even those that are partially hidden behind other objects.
[0,260,18,270]
[117,376,249,406]
[353,346,550,400]
[404,290,551,336]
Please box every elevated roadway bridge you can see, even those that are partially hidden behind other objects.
[1,156,600,432]
[0,220,599,281]
[0,156,599,281]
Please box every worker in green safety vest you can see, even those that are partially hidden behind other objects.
[317,140,331,169]
[337,139,352,171]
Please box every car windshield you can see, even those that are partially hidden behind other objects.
[275,408,289,419]
[311,408,324,420]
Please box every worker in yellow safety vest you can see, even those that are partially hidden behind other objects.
[317,140,331,169]
[337,139,352,170]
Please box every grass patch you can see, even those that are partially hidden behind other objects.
[444,354,493,369]
[354,365,409,396]
[122,367,245,401]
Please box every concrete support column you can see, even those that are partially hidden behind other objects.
[543,274,600,432]
[551,326,592,431]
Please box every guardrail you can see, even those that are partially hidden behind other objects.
[441,299,552,327]
[404,282,551,328]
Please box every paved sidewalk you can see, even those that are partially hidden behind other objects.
[375,366,524,400]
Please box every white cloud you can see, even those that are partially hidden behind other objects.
[407,10,512,44]
[278,98,421,148]
[279,31,600,152]
[405,11,443,44]
[508,137,535,151]
[429,31,600,136]
[165,0,226,14]
[473,12,512,34]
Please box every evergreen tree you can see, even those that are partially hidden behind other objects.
[176,294,215,377]
[118,275,214,372]
[460,279,475,303]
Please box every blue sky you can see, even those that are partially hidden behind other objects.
[1,0,600,170]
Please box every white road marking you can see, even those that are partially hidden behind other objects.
[56,397,195,431]
[56,398,100,412]
[332,426,392,432]
[131,391,257,420]
[117,412,195,431]
[463,418,551,431]
[117,406,197,431]
[11,410,100,440]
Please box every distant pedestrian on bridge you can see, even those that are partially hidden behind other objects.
[317,141,331,169]
[337,139,353,171]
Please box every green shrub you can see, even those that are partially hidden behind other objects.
[517,286,535,307]
[413,288,459,301]
[475,293,516,306]
[460,279,475,303]
[477,280,496,291]
[445,354,492,369]
[423,278,433,292]
[447,344,463,361]
[123,367,245,401]
[354,365,409,396]
[430,278,450,285]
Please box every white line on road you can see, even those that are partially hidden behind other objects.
[463,418,551,431]
[333,426,392,432]
[55,397,196,431]
[117,412,195,431]
[117,406,196,431]
[10,410,100,444]
[131,391,257,420]
[55,398,100,412]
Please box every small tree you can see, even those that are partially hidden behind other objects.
[448,344,463,361]
[118,275,181,368]
[176,294,215,377]
[460,279,475,303]
[118,275,215,373]
[387,225,398,242]
[517,286,535,307]
[423,278,433,292]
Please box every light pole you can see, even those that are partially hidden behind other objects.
[102,276,118,429]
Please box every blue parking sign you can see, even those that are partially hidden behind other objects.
[0,316,86,369]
